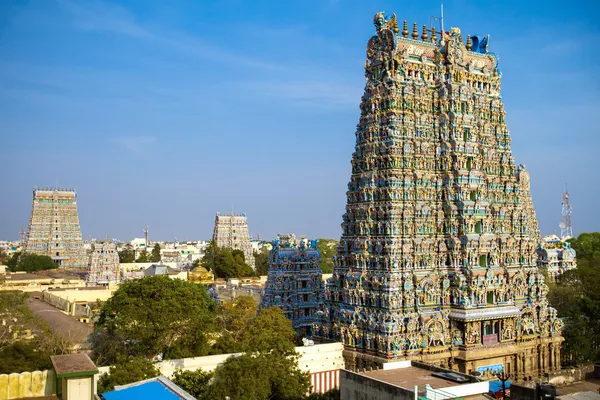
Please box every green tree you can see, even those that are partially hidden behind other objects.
[316,239,338,273]
[0,341,53,374]
[0,249,7,265]
[15,254,57,272]
[253,247,270,276]
[548,232,600,364]
[97,356,159,394]
[171,368,213,400]
[212,296,258,354]
[136,249,149,263]
[6,251,20,272]
[205,352,310,400]
[200,241,218,272]
[241,306,297,355]
[118,244,135,263]
[308,388,341,400]
[149,244,162,262]
[91,276,217,365]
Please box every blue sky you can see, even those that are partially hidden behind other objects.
[0,0,598,241]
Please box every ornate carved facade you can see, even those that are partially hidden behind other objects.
[87,240,120,285]
[212,212,255,269]
[537,234,577,282]
[261,234,324,337]
[24,187,87,268]
[314,14,563,379]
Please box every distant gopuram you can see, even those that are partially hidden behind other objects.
[314,13,563,379]
[87,240,120,285]
[212,212,255,269]
[24,187,87,268]
[261,234,324,337]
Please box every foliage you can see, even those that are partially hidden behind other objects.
[118,244,135,263]
[0,292,72,373]
[212,296,258,354]
[91,276,217,365]
[201,241,254,279]
[171,368,213,400]
[136,249,149,263]
[253,247,270,276]
[6,251,20,271]
[0,341,53,374]
[241,306,297,355]
[205,352,311,400]
[14,254,56,272]
[97,356,159,394]
[149,244,162,262]
[316,239,338,274]
[548,232,600,364]
[308,388,341,400]
[0,249,7,265]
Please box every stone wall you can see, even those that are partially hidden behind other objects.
[0,370,56,399]
[340,369,414,400]
[545,364,594,387]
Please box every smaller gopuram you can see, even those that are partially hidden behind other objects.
[87,240,120,285]
[212,212,255,269]
[24,187,87,268]
[261,234,325,337]
[537,234,577,281]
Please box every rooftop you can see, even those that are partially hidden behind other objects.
[102,376,195,400]
[50,353,98,377]
[362,366,465,390]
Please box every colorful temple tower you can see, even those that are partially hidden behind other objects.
[537,234,577,282]
[24,187,87,268]
[315,14,563,379]
[87,240,120,285]
[261,234,324,337]
[212,212,255,269]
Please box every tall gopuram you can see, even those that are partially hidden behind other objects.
[212,212,255,269]
[314,13,563,380]
[24,187,87,268]
[261,234,325,337]
[87,240,120,285]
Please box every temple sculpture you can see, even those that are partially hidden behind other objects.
[537,234,577,282]
[261,234,324,337]
[24,187,87,268]
[314,14,563,380]
[212,212,255,269]
[87,240,120,285]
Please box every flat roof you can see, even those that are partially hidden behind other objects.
[50,353,98,377]
[362,367,467,390]
[104,377,196,400]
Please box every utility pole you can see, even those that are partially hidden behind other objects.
[495,370,511,400]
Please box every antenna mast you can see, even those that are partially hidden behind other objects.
[144,225,149,248]
[559,184,573,240]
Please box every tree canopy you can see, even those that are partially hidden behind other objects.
[254,247,270,276]
[171,368,213,400]
[548,232,600,364]
[91,275,217,365]
[149,244,162,262]
[136,249,149,263]
[118,244,135,263]
[97,356,159,394]
[14,254,57,272]
[316,239,338,274]
[201,241,254,279]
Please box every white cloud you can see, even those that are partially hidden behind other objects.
[113,136,157,153]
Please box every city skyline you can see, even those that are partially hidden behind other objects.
[1,0,598,241]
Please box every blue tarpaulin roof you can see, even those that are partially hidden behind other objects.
[489,380,512,393]
[103,380,181,400]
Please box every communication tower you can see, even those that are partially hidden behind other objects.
[559,185,573,240]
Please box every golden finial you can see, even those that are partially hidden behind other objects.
[431,26,437,43]
[389,14,399,34]
[402,20,409,38]
[421,24,429,41]
[466,34,472,51]
[412,22,418,40]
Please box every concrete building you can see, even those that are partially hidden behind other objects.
[24,187,87,268]
[341,360,489,400]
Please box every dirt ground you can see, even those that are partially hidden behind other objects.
[27,297,92,347]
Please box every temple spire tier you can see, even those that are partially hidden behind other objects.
[315,13,562,379]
